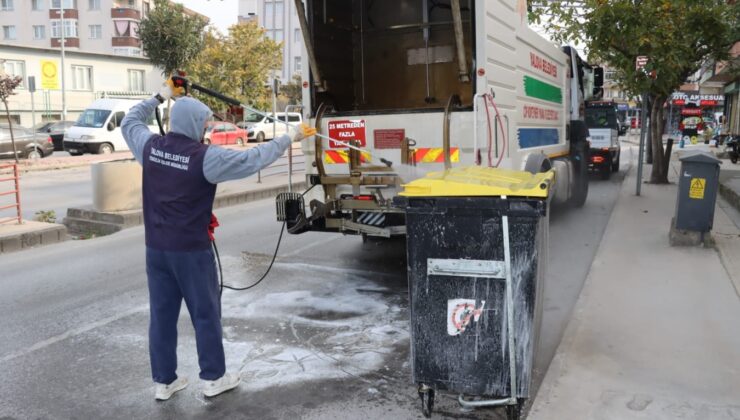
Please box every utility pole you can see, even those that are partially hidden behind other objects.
[60,2,67,119]
[636,91,648,196]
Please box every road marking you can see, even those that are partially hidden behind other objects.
[0,305,147,364]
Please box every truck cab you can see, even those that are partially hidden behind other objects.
[585,101,621,179]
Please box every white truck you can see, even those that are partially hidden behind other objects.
[283,0,602,238]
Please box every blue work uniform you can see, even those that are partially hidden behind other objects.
[121,97,291,384]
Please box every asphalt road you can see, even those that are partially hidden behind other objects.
[0,151,628,419]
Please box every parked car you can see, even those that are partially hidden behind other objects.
[34,120,75,151]
[203,122,248,146]
[0,124,54,159]
[244,112,302,142]
[64,98,162,155]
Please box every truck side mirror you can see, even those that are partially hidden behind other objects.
[107,121,115,131]
[593,67,604,87]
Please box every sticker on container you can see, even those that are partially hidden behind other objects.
[689,177,705,200]
[447,299,486,336]
[374,129,405,149]
[328,120,366,149]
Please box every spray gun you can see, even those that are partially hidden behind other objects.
[166,75,393,168]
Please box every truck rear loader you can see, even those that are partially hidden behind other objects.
[283,0,602,238]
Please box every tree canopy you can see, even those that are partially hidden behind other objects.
[139,0,209,76]
[529,0,740,182]
[185,23,282,112]
[0,73,23,162]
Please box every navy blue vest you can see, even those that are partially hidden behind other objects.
[142,133,217,251]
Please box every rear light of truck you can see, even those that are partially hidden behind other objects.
[354,195,375,201]
[591,156,605,164]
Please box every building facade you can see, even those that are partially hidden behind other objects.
[0,0,154,57]
[0,0,207,127]
[238,0,303,81]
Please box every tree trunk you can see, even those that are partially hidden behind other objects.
[3,101,19,162]
[649,95,669,184]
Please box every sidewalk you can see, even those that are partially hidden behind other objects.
[529,151,740,419]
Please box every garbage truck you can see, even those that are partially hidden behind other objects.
[282,0,602,238]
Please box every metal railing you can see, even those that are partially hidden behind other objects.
[260,145,306,180]
[0,163,22,225]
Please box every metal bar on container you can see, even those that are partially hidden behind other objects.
[294,0,325,91]
[450,0,470,82]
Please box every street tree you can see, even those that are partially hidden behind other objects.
[0,74,23,162]
[529,0,739,183]
[186,23,282,114]
[139,0,208,128]
[280,74,303,106]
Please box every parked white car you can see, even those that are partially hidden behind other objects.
[244,112,302,143]
[63,98,162,155]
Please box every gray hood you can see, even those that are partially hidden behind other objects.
[169,97,212,141]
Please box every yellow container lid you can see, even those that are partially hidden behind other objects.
[399,166,554,198]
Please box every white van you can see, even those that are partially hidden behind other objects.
[64,98,161,155]
[243,112,302,143]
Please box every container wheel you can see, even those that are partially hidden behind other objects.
[506,399,524,420]
[611,151,620,173]
[418,385,434,418]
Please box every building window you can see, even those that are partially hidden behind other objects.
[2,60,25,88]
[114,20,139,37]
[89,24,101,39]
[294,57,301,73]
[51,20,78,38]
[142,1,150,16]
[2,25,16,40]
[33,25,46,39]
[128,69,145,91]
[114,47,141,56]
[71,65,92,90]
[32,0,43,10]
[51,0,76,9]
[265,30,283,42]
[1,0,13,11]
[88,0,99,10]
[294,28,301,43]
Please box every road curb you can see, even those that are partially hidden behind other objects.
[0,222,67,254]
[719,178,740,213]
[63,181,306,236]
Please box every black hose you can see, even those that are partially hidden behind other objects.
[216,184,317,297]
[155,107,165,136]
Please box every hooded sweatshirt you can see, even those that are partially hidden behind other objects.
[121,97,291,251]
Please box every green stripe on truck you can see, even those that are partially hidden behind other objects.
[523,76,563,104]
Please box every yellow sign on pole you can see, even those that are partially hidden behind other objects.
[40,60,59,90]
[689,178,706,200]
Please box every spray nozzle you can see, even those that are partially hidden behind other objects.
[380,158,393,167]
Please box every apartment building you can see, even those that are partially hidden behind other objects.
[0,0,206,127]
[238,0,303,81]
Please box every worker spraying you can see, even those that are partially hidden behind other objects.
[121,79,316,401]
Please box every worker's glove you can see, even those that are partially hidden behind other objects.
[207,213,219,242]
[167,75,189,98]
[154,84,172,104]
[291,123,317,143]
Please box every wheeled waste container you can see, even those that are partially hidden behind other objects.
[395,166,553,419]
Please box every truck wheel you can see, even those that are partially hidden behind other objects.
[569,146,589,208]
[611,151,620,173]
[600,157,612,180]
[256,132,265,143]
[98,143,114,155]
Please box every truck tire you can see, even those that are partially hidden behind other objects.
[568,121,590,208]
[611,151,620,173]
[600,156,612,180]
[98,143,114,155]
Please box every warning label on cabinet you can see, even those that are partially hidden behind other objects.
[447,299,485,336]
[328,120,366,149]
[689,178,706,200]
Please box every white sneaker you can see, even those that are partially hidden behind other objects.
[203,372,241,398]
[154,376,188,401]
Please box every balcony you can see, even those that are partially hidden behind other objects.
[49,9,78,19]
[51,37,80,48]
[111,8,141,20]
[112,36,140,47]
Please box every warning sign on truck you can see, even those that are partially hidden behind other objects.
[328,120,366,149]
[689,178,706,200]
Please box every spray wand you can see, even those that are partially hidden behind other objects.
[167,75,393,168]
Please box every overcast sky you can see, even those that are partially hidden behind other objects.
[172,0,239,34]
